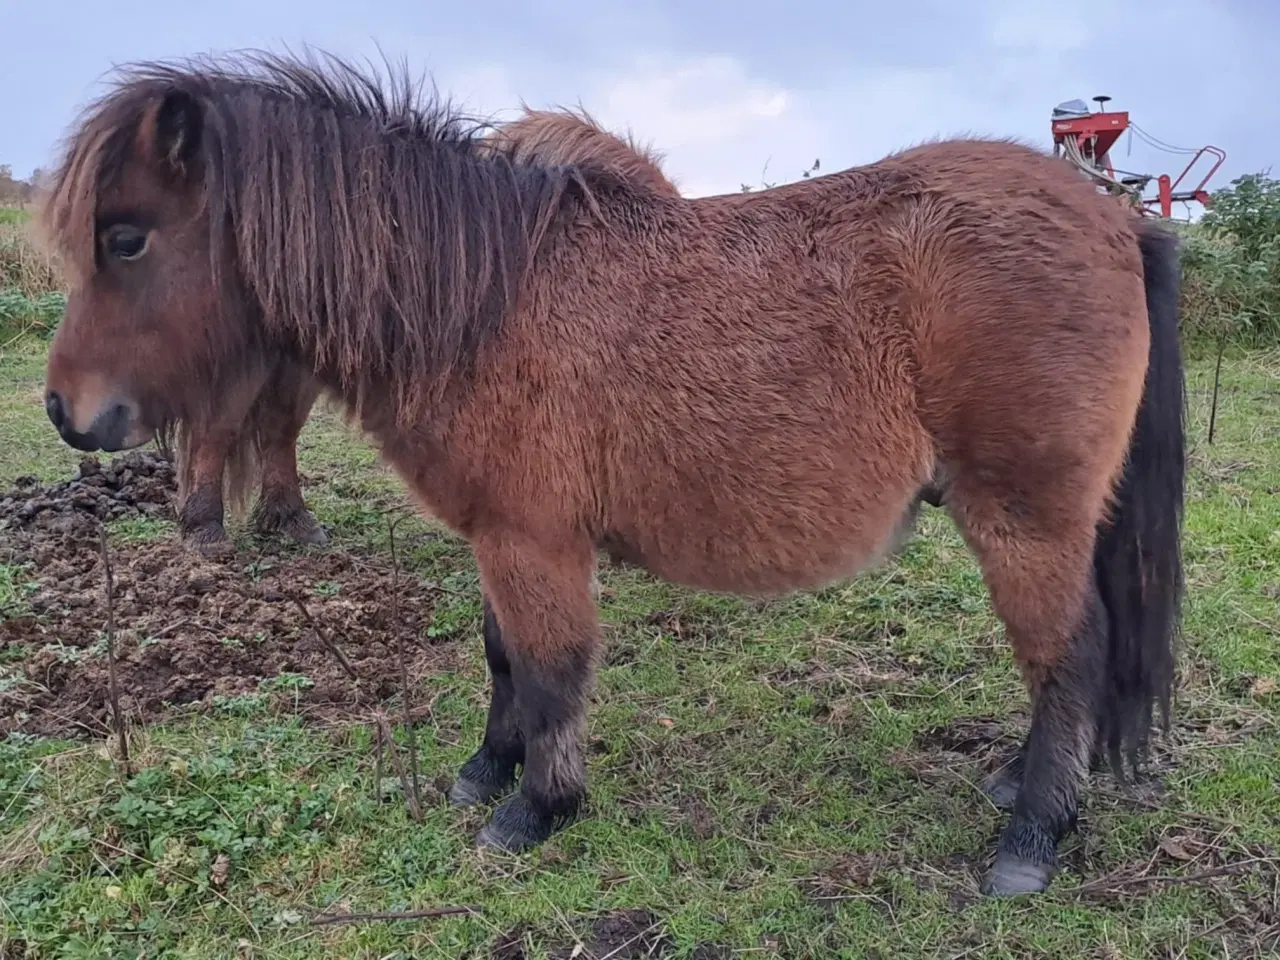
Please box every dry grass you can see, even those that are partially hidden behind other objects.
[0,206,64,343]
[0,206,60,298]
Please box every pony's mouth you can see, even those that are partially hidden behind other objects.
[45,390,154,453]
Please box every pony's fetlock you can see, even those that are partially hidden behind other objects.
[450,745,519,807]
[476,790,581,851]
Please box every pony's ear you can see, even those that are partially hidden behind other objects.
[140,89,203,177]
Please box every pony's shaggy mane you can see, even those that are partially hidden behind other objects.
[40,49,601,417]
[489,105,680,197]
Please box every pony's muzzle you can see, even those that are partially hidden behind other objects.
[45,389,145,453]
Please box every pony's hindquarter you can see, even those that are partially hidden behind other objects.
[926,213,1185,896]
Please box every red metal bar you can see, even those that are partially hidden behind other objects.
[1169,145,1226,196]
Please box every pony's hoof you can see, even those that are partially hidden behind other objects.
[451,747,517,807]
[982,769,1022,810]
[449,776,506,807]
[475,795,560,852]
[981,853,1055,896]
[289,517,330,547]
[183,522,232,557]
[251,501,329,547]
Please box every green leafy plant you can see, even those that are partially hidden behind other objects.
[1179,172,1280,347]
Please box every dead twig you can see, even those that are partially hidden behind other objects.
[374,713,422,822]
[309,905,480,927]
[1208,323,1228,444]
[373,715,385,804]
[387,513,423,819]
[287,594,358,681]
[1068,857,1274,896]
[98,526,131,776]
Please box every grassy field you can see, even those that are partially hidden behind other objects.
[0,328,1278,958]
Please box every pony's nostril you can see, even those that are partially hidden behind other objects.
[45,391,66,430]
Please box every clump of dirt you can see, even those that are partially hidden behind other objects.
[492,908,674,959]
[1,450,176,537]
[1,453,461,739]
[916,717,1016,758]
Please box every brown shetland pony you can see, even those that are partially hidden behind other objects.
[161,104,680,554]
[39,52,1185,896]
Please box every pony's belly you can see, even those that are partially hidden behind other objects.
[603,495,921,597]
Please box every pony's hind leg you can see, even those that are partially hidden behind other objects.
[988,581,1108,895]
[983,725,1113,811]
[249,363,327,546]
[448,598,524,806]
[949,487,1109,896]
[466,535,598,851]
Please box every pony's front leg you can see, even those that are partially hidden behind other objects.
[467,536,599,851]
[448,598,524,806]
[249,361,328,546]
[177,430,234,555]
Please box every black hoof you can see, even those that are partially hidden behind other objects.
[981,852,1056,896]
[982,768,1022,810]
[288,516,330,547]
[450,748,518,807]
[476,794,571,852]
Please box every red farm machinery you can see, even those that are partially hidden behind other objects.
[1051,95,1226,220]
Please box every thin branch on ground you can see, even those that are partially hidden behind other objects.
[287,594,358,680]
[374,713,422,822]
[387,512,423,819]
[373,713,385,804]
[1068,857,1276,896]
[98,526,131,776]
[309,905,480,926]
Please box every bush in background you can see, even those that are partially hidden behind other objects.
[1177,172,1280,348]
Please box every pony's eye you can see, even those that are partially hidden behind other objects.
[103,225,149,261]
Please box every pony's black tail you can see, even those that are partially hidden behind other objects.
[1093,219,1187,778]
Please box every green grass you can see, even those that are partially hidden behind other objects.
[0,335,1277,958]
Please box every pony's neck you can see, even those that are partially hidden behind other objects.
[226,123,582,430]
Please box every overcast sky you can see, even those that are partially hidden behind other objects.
[2,0,1274,209]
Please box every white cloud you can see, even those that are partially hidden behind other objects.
[443,62,524,122]
[434,53,817,198]
[579,54,817,197]
[416,14,1253,208]
[592,55,787,145]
